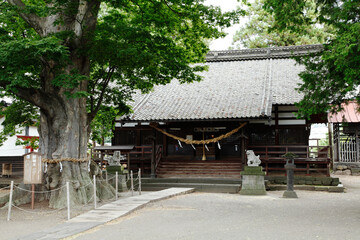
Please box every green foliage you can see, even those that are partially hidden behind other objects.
[0,0,243,145]
[282,152,298,160]
[264,0,360,118]
[232,0,333,49]
[90,105,128,145]
[15,136,39,150]
[0,99,39,146]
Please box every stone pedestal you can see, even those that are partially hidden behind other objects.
[240,166,266,195]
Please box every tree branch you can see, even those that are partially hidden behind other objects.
[87,68,114,123]
[11,87,50,111]
[162,0,184,16]
[7,0,45,36]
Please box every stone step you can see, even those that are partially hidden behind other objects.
[157,172,241,178]
[142,178,242,184]
[157,169,241,173]
[141,182,241,193]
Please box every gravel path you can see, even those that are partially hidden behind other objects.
[71,175,360,240]
[1,175,360,240]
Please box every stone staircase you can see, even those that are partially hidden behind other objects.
[156,160,242,178]
[141,178,242,193]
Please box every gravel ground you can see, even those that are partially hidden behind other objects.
[71,175,360,240]
[1,175,359,240]
[0,191,137,240]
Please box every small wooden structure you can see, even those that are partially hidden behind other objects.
[23,152,42,209]
[93,145,135,170]
[2,163,12,177]
[23,152,42,184]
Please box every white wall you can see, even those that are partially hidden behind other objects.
[0,117,39,157]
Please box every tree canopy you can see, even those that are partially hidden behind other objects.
[0,0,243,145]
[232,0,333,49]
[0,0,244,207]
[263,0,360,117]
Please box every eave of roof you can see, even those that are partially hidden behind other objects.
[206,44,323,62]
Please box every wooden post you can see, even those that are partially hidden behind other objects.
[130,170,134,196]
[275,106,279,145]
[138,168,142,195]
[93,175,97,209]
[66,182,70,220]
[241,128,246,166]
[31,184,35,209]
[115,171,118,200]
[7,181,14,221]
[127,153,130,174]
[151,136,156,178]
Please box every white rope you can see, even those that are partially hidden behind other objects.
[59,162,63,172]
[12,204,65,214]
[14,185,67,194]
[97,175,116,182]
[0,185,10,191]
[76,180,94,189]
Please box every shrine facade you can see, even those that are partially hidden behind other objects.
[112,45,330,178]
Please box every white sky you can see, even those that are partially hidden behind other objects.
[205,0,243,51]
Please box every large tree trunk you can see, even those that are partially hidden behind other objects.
[5,0,115,208]
[39,96,111,209]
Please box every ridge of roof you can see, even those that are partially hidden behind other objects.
[206,44,323,62]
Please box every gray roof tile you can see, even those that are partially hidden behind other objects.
[125,45,316,122]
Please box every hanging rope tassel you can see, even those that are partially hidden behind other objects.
[191,144,196,150]
[88,160,91,172]
[217,142,221,150]
[44,162,48,173]
[59,162,63,172]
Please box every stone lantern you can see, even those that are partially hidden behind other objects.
[282,152,298,198]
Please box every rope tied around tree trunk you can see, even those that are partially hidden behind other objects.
[149,122,247,145]
[42,158,89,164]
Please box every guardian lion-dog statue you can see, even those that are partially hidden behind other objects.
[246,150,261,166]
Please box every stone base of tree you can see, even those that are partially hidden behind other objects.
[240,166,266,196]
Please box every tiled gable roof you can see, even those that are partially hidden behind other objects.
[125,45,322,122]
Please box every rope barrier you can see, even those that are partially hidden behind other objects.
[150,122,247,144]
[97,176,116,182]
[42,158,89,163]
[12,204,66,214]
[14,185,67,194]
[0,186,10,191]
[76,180,94,189]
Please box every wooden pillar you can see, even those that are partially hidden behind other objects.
[151,128,157,178]
[275,106,279,145]
[163,127,167,157]
[328,123,334,163]
[356,129,359,162]
[136,128,141,146]
[241,128,246,166]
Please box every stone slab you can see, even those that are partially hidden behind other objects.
[16,188,195,240]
